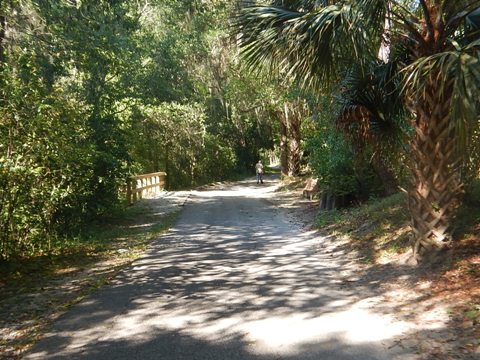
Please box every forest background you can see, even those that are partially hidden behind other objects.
[0,0,278,260]
[0,0,479,263]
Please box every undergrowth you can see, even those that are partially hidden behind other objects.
[315,192,411,263]
[315,181,480,265]
[276,175,308,192]
[0,206,179,288]
[0,202,181,359]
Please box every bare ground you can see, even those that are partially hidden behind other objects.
[0,191,189,359]
[268,178,480,360]
[1,178,479,359]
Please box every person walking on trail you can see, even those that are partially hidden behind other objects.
[255,160,264,184]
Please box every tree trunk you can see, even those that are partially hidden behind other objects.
[281,102,303,177]
[279,117,288,177]
[287,110,301,176]
[165,143,170,190]
[0,11,6,68]
[410,80,462,261]
[277,100,306,177]
[372,153,398,196]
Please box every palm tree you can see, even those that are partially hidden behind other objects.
[235,0,480,262]
[278,98,307,176]
[335,60,408,196]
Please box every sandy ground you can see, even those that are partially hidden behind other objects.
[3,176,478,359]
[266,177,480,360]
[24,176,419,359]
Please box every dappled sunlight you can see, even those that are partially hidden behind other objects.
[128,222,156,229]
[192,177,281,200]
[84,236,410,355]
[26,181,417,359]
[238,307,406,352]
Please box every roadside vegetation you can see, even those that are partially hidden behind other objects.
[316,184,480,266]
[236,0,480,262]
[5,1,477,264]
[316,192,411,263]
[1,0,480,357]
[0,201,181,359]
[314,179,480,356]
[0,1,282,261]
[276,175,480,356]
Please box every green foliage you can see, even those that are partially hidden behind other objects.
[315,192,411,263]
[455,180,480,237]
[221,65,279,171]
[0,0,292,260]
[0,0,260,260]
[129,102,237,189]
[463,116,480,185]
[305,95,384,199]
[197,134,238,183]
[307,132,357,196]
[236,0,480,173]
[235,2,379,89]
[0,75,95,258]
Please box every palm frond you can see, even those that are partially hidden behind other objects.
[443,0,480,22]
[269,0,319,11]
[403,38,480,151]
[234,3,378,90]
[444,2,480,40]
[235,6,300,72]
[336,60,408,156]
[356,0,388,32]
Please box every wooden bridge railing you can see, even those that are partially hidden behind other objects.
[126,172,166,204]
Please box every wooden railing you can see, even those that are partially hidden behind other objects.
[126,172,166,204]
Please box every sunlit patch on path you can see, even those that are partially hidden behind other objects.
[26,177,416,359]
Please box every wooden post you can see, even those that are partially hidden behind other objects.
[133,181,138,202]
[125,172,167,205]
[126,179,132,205]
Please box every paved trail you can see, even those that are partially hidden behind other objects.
[26,179,415,359]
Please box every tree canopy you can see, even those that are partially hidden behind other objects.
[0,0,285,260]
[235,0,480,261]
[1,0,479,264]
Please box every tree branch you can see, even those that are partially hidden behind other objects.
[238,104,262,114]
[419,0,434,41]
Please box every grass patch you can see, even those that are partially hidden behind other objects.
[0,203,181,359]
[264,166,281,176]
[455,181,480,238]
[0,208,179,288]
[315,193,411,263]
[276,175,308,192]
[315,192,410,235]
[314,180,480,265]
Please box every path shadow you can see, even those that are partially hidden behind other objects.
[26,189,417,359]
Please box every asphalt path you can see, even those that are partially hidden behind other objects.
[25,178,414,359]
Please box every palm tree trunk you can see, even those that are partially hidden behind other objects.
[165,143,170,190]
[410,80,463,261]
[287,110,301,176]
[0,9,6,68]
[280,121,288,177]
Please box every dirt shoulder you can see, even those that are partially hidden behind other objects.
[268,178,480,360]
[1,178,478,360]
[0,192,189,360]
